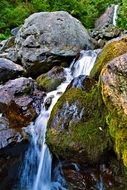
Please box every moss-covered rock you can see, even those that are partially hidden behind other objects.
[90,35,127,80]
[100,53,127,169]
[36,66,66,92]
[47,78,111,164]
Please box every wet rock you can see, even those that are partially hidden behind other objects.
[90,35,127,80]
[100,53,127,168]
[62,160,127,190]
[45,95,54,110]
[0,58,24,83]
[0,141,28,190]
[36,66,66,92]
[47,78,111,164]
[95,5,115,29]
[0,77,45,128]
[67,75,96,92]
[14,11,92,77]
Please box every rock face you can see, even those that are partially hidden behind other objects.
[0,58,24,83]
[36,66,66,92]
[100,53,127,168]
[0,77,45,128]
[95,5,115,29]
[0,116,22,149]
[90,35,127,79]
[15,11,92,77]
[47,77,111,164]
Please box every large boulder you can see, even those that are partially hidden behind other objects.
[47,76,111,164]
[0,58,24,83]
[90,35,127,79]
[100,53,127,168]
[15,11,92,77]
[0,77,45,128]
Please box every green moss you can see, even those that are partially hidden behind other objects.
[106,110,127,168]
[47,84,111,163]
[36,74,63,92]
[90,37,127,80]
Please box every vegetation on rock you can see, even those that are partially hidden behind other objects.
[100,53,127,170]
[47,81,111,163]
[36,66,66,92]
[90,36,127,79]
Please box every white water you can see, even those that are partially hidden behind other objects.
[17,49,100,190]
[113,5,119,26]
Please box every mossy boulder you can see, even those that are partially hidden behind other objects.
[47,77,111,164]
[90,35,127,80]
[36,66,66,92]
[100,53,127,169]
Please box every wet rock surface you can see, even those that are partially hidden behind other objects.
[0,141,28,190]
[62,159,127,190]
[0,77,45,128]
[67,75,96,91]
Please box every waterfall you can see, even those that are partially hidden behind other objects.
[113,5,119,26]
[16,49,100,190]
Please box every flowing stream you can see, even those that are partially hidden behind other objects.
[113,4,119,26]
[16,49,100,190]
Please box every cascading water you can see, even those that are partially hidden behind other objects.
[113,5,119,26]
[15,49,100,190]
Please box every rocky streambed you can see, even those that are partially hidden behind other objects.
[0,7,127,190]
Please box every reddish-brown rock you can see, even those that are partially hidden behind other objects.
[0,77,45,129]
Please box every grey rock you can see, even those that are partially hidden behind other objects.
[6,47,19,62]
[15,11,93,77]
[95,5,115,29]
[0,37,15,53]
[11,26,20,36]
[0,58,24,83]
